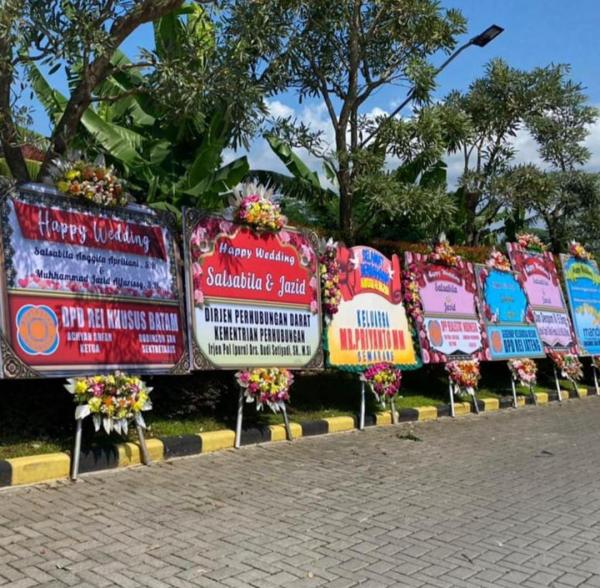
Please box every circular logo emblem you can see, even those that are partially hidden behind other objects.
[491,331,503,354]
[427,320,444,347]
[16,305,59,355]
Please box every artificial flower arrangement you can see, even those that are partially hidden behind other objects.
[516,233,547,253]
[319,238,342,322]
[360,363,402,405]
[486,249,512,272]
[548,351,583,383]
[427,238,460,267]
[53,160,128,207]
[508,358,537,387]
[402,270,422,320]
[446,360,481,395]
[569,241,593,261]
[65,373,152,435]
[230,181,286,232]
[235,367,294,413]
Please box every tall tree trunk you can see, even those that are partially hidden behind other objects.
[338,165,353,244]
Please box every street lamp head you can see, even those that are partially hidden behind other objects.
[470,24,504,47]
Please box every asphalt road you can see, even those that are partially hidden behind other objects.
[2,398,600,587]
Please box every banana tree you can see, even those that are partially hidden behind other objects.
[27,3,249,213]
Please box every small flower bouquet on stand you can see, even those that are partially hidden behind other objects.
[360,363,402,426]
[65,373,153,479]
[445,360,481,416]
[549,352,584,399]
[508,358,538,406]
[234,368,295,447]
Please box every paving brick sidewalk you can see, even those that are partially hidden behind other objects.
[2,399,600,587]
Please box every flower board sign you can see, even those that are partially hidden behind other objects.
[506,242,576,353]
[560,253,600,356]
[183,211,322,369]
[0,184,187,378]
[404,251,487,363]
[325,245,418,369]
[475,257,544,360]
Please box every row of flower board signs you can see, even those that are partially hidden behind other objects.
[0,183,598,379]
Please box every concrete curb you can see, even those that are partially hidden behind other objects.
[0,386,596,489]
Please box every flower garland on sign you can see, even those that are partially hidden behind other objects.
[403,270,422,320]
[231,181,286,232]
[65,373,152,435]
[53,160,128,207]
[508,358,537,386]
[569,241,593,261]
[360,363,402,404]
[516,233,547,253]
[427,239,460,267]
[549,351,583,383]
[236,368,294,413]
[486,249,512,272]
[446,360,481,395]
[319,238,342,322]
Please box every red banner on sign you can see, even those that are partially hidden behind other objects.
[199,228,315,306]
[8,293,184,367]
[13,200,167,260]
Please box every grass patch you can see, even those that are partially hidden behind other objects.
[0,439,69,460]
[147,416,228,437]
[395,394,444,409]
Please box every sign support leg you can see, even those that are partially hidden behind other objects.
[448,380,455,418]
[510,376,518,408]
[553,366,563,402]
[594,365,599,395]
[470,389,480,415]
[359,380,366,431]
[572,379,581,399]
[235,388,244,449]
[530,383,537,405]
[136,424,151,465]
[282,404,293,441]
[70,419,83,481]
[390,395,398,425]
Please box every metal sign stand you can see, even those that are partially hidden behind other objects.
[553,366,563,402]
[571,378,581,399]
[235,388,244,449]
[593,363,599,395]
[234,386,294,447]
[281,404,293,441]
[448,379,456,417]
[530,383,537,405]
[469,388,480,415]
[390,395,399,425]
[510,376,518,408]
[136,423,151,465]
[70,417,151,481]
[70,419,83,480]
[359,380,366,430]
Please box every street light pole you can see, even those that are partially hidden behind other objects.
[359,24,504,149]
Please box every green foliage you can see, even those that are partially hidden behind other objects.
[446,59,598,246]
[26,6,259,209]
[234,0,467,241]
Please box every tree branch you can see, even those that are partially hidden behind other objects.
[40,0,195,177]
